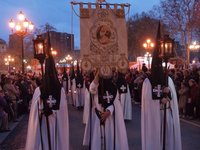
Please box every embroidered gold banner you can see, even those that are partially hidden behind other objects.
[80,4,128,77]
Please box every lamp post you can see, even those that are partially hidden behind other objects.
[4,55,14,73]
[160,34,175,150]
[143,38,154,52]
[189,41,200,63]
[144,52,151,69]
[9,11,34,74]
[33,35,46,76]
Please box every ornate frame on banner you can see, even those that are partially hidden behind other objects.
[76,2,130,78]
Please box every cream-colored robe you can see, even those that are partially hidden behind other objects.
[141,77,182,150]
[25,87,69,150]
[119,85,132,120]
[83,81,129,150]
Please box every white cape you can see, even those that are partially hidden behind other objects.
[83,87,90,124]
[25,87,69,150]
[83,81,129,150]
[119,85,132,120]
[74,83,85,108]
[141,77,182,150]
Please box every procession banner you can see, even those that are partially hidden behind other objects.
[80,3,129,77]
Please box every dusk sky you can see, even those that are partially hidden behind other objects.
[0,0,160,48]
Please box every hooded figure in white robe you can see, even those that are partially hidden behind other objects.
[83,72,93,124]
[61,69,69,94]
[116,72,132,120]
[25,87,69,150]
[74,64,85,108]
[69,64,76,106]
[141,77,182,150]
[141,22,182,150]
[26,35,69,150]
[83,71,129,150]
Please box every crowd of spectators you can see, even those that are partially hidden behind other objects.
[126,63,200,120]
[0,72,41,132]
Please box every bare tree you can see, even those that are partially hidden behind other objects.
[34,23,57,35]
[127,13,163,61]
[159,0,200,63]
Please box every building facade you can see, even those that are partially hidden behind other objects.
[0,38,7,52]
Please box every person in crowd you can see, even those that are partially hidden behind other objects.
[3,77,19,122]
[186,79,199,119]
[83,69,129,150]
[0,87,9,132]
[178,81,189,118]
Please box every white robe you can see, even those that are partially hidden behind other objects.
[74,83,85,108]
[119,85,132,120]
[70,78,76,106]
[83,81,129,150]
[83,87,90,124]
[141,77,182,150]
[25,87,69,150]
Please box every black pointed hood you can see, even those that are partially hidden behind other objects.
[75,63,84,88]
[40,55,62,111]
[62,67,68,81]
[116,72,127,94]
[70,64,75,80]
[40,31,61,114]
[150,21,165,100]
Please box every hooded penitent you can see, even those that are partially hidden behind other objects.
[150,22,165,100]
[70,64,75,81]
[40,31,62,116]
[62,67,68,92]
[75,63,84,88]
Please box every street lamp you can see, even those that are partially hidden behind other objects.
[4,55,14,73]
[144,52,151,69]
[9,11,34,74]
[33,35,46,76]
[143,38,154,52]
[160,35,175,65]
[189,41,200,63]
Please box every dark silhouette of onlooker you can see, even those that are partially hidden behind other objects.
[0,88,9,132]
[186,79,199,119]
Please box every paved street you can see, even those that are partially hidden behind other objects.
[0,104,200,150]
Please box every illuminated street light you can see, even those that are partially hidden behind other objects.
[65,54,72,63]
[9,11,34,74]
[51,48,57,56]
[143,38,154,52]
[4,55,14,73]
[189,41,200,63]
[189,41,200,50]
